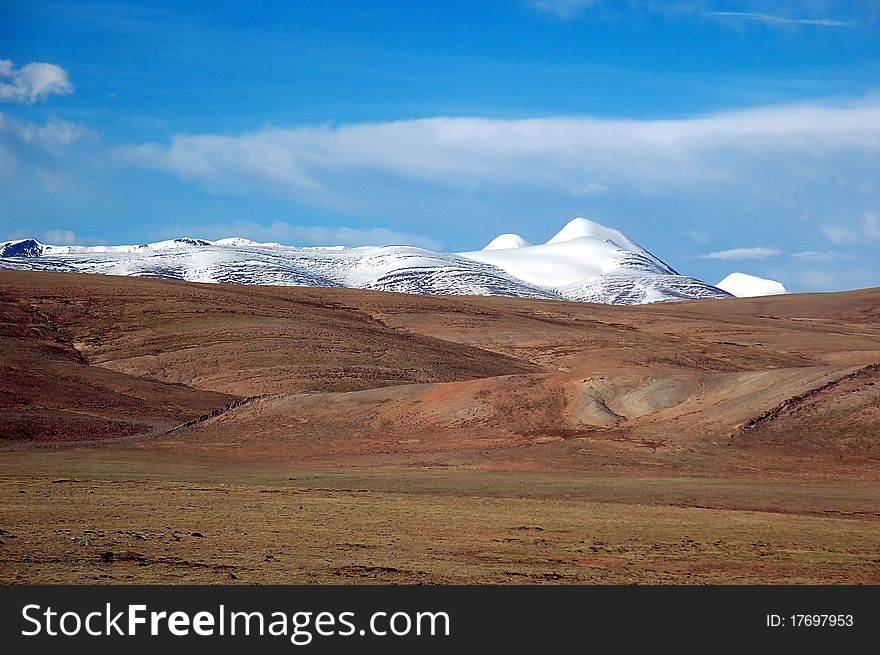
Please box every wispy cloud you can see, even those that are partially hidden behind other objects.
[0,59,74,104]
[821,213,880,245]
[700,246,782,260]
[0,113,87,145]
[684,230,709,244]
[528,2,865,26]
[0,111,99,228]
[43,229,87,245]
[865,212,880,238]
[706,11,859,28]
[3,228,103,245]
[821,225,859,245]
[528,0,602,20]
[119,97,880,206]
[789,250,856,263]
[0,112,90,195]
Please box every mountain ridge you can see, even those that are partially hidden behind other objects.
[1,217,732,305]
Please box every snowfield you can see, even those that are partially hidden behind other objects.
[716,272,789,298]
[0,217,737,305]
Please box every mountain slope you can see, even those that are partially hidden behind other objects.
[0,218,730,305]
[2,269,879,475]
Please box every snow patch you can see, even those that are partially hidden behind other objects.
[482,233,532,250]
[213,237,283,247]
[716,272,788,298]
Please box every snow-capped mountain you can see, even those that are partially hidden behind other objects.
[0,218,731,305]
[462,218,677,287]
[482,233,532,250]
[716,272,788,298]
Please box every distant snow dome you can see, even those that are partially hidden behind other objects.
[459,216,676,287]
[213,237,284,247]
[482,233,532,251]
[547,217,628,246]
[716,272,788,298]
[144,237,212,250]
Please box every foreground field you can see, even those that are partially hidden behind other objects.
[2,451,878,584]
[1,270,879,583]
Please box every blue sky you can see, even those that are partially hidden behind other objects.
[1,0,878,291]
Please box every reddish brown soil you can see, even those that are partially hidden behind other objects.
[1,270,879,584]
[0,283,234,446]
[2,270,879,477]
[734,363,880,460]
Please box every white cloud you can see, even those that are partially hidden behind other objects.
[819,212,880,246]
[0,112,88,145]
[528,0,602,19]
[706,12,858,27]
[4,229,31,241]
[865,212,880,238]
[684,230,709,243]
[821,225,860,245]
[0,113,90,199]
[527,2,862,26]
[789,250,857,263]
[4,229,101,246]
[700,246,781,260]
[161,220,440,249]
[119,97,880,205]
[43,229,84,245]
[0,59,74,104]
[25,119,86,145]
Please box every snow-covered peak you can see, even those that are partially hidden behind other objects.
[0,238,44,258]
[213,237,283,247]
[547,217,630,247]
[146,237,212,250]
[462,235,665,287]
[0,218,734,305]
[716,272,788,298]
[461,216,678,285]
[482,233,532,251]
[543,216,675,274]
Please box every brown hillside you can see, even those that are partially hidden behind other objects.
[2,270,879,478]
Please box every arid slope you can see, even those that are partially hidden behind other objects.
[1,270,879,477]
[2,270,880,585]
